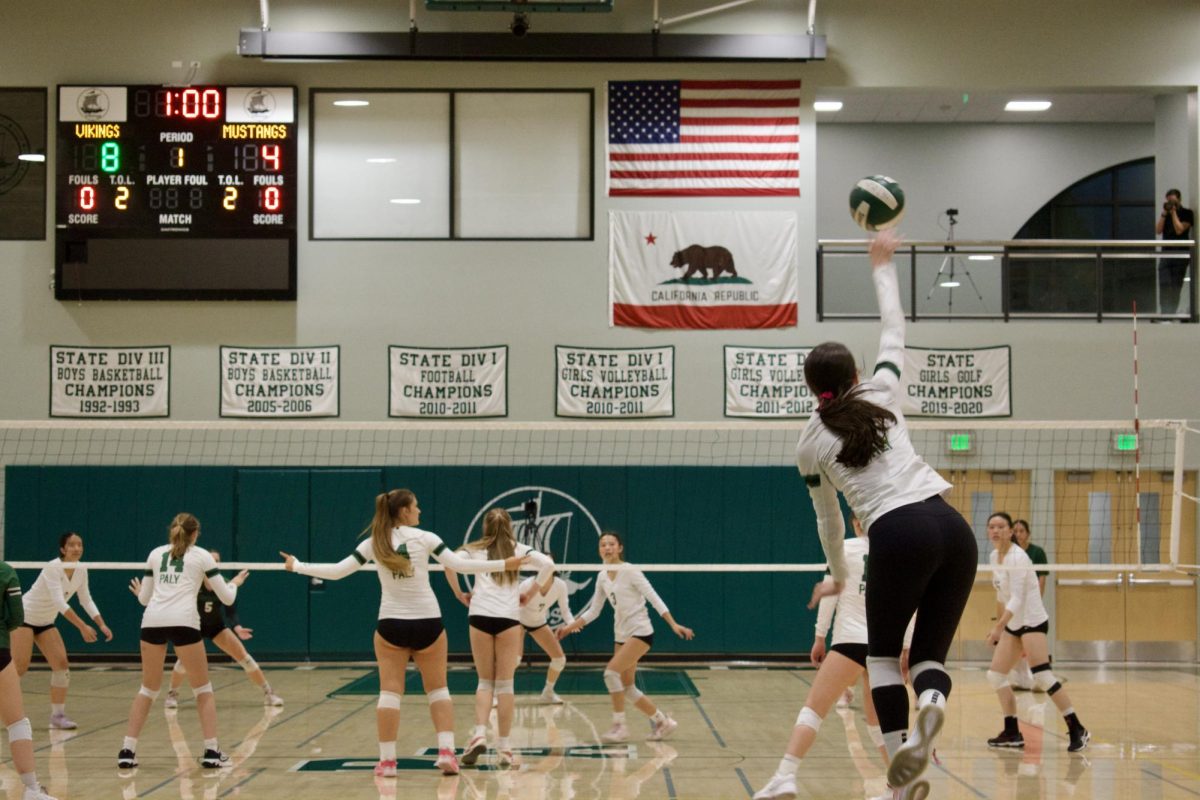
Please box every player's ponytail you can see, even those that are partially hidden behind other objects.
[365,489,414,578]
[805,342,896,470]
[476,508,518,585]
[168,513,199,560]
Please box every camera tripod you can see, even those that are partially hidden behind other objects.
[926,209,987,314]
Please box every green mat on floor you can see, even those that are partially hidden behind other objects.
[329,668,698,698]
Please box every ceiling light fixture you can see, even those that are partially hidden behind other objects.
[814,100,843,112]
[968,255,995,261]
[389,198,421,205]
[366,158,397,164]
[333,99,370,107]
[1005,100,1052,112]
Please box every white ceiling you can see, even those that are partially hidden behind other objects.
[816,90,1158,124]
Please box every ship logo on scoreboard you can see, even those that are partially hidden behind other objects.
[464,486,604,610]
[245,88,276,117]
[77,88,110,119]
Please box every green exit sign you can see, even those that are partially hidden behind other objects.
[947,433,972,453]
[1112,433,1138,452]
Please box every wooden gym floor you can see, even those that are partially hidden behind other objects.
[6,662,1200,799]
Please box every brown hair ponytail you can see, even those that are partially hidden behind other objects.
[364,489,415,577]
[804,342,896,469]
[470,508,518,584]
[168,513,199,559]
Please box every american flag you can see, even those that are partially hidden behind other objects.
[607,79,801,197]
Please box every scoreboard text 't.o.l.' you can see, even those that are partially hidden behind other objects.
[56,85,297,300]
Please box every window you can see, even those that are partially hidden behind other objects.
[311,89,593,240]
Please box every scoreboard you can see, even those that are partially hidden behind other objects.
[56,85,297,300]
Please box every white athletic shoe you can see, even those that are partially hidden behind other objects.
[600,722,629,743]
[646,714,678,741]
[264,692,284,706]
[435,748,459,775]
[539,687,564,705]
[164,690,179,710]
[22,786,58,800]
[373,759,397,778]
[886,704,944,789]
[752,773,796,800]
[461,733,488,766]
[871,780,930,800]
[496,748,515,769]
[49,711,77,730]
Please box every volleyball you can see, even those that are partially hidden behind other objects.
[849,175,906,231]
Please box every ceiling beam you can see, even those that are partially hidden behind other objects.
[237,29,825,61]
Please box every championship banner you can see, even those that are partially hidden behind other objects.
[610,210,797,329]
[900,346,1011,418]
[389,346,507,419]
[724,346,814,418]
[220,346,339,418]
[50,345,169,418]
[556,345,674,419]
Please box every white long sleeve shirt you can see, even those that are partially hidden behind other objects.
[795,262,952,582]
[291,526,506,620]
[814,537,869,645]
[518,576,576,629]
[139,544,237,630]
[462,543,554,620]
[578,566,669,641]
[23,558,101,627]
[990,545,1048,630]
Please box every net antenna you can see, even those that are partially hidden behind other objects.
[1132,300,1142,565]
[926,208,987,315]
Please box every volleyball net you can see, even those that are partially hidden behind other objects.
[0,418,1192,576]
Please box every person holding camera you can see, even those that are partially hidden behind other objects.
[1155,189,1193,313]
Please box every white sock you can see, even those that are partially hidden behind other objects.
[474,724,487,738]
[52,704,65,715]
[545,677,557,690]
[204,738,219,752]
[917,688,947,712]
[497,736,510,750]
[883,730,906,760]
[262,683,273,694]
[776,753,800,778]
[19,772,38,790]
[123,736,138,752]
[651,710,666,723]
[437,731,455,750]
[379,741,396,761]
[613,711,626,724]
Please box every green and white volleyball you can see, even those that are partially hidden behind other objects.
[849,175,905,231]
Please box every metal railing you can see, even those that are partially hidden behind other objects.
[817,239,1197,322]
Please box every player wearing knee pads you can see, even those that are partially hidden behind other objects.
[518,574,575,705]
[16,532,112,732]
[986,513,1088,752]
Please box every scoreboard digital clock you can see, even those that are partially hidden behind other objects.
[56,85,297,300]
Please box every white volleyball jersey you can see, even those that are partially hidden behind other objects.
[23,558,102,627]
[518,576,575,628]
[990,544,1048,630]
[815,537,869,645]
[579,566,669,641]
[465,543,554,620]
[139,544,236,630]
[796,262,952,582]
[292,526,506,620]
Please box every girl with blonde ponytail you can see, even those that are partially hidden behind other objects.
[120,513,248,773]
[446,507,554,769]
[281,489,528,778]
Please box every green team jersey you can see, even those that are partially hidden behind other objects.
[0,562,25,649]
[1025,543,1049,579]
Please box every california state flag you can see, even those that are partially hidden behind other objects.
[609,210,797,329]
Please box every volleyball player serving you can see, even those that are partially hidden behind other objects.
[796,229,977,800]
[984,512,1088,752]
[558,531,694,744]
[281,489,527,778]
[754,516,893,799]
[120,513,247,771]
[165,549,282,710]
[447,507,554,768]
[11,532,112,731]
